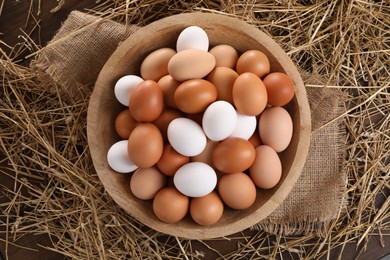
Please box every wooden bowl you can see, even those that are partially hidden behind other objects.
[87,13,311,239]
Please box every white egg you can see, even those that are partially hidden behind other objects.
[174,162,217,197]
[107,140,138,173]
[167,118,206,156]
[229,111,257,140]
[114,75,143,106]
[202,101,237,141]
[176,26,209,52]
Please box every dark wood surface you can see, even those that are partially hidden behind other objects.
[0,1,389,259]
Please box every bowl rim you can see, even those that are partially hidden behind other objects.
[87,12,311,239]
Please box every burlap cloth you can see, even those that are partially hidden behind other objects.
[31,11,347,236]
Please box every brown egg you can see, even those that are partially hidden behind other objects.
[153,108,183,141]
[218,172,256,209]
[157,75,180,108]
[209,45,238,69]
[263,72,295,107]
[190,191,224,226]
[248,131,262,148]
[249,145,282,189]
[153,187,189,224]
[174,79,217,113]
[140,48,176,81]
[206,67,238,104]
[212,138,256,174]
[128,123,163,168]
[157,144,190,176]
[168,49,216,82]
[236,50,270,78]
[186,112,204,126]
[130,167,167,200]
[114,109,138,139]
[191,139,218,166]
[129,80,164,122]
[233,72,267,116]
[259,107,293,152]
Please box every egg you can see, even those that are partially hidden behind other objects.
[229,111,257,140]
[248,131,262,148]
[167,118,206,156]
[174,79,217,113]
[176,26,209,52]
[114,109,138,139]
[157,75,180,108]
[168,49,216,82]
[173,162,217,197]
[209,44,238,69]
[263,72,295,106]
[249,145,282,189]
[190,191,224,226]
[140,48,176,81]
[212,137,256,174]
[129,80,164,122]
[107,140,138,173]
[153,187,189,224]
[130,167,167,200]
[218,172,256,210]
[114,75,143,106]
[127,123,163,168]
[206,67,238,104]
[202,101,237,141]
[232,72,267,116]
[259,107,293,152]
[191,139,218,166]
[236,50,270,78]
[157,144,190,176]
[153,108,183,141]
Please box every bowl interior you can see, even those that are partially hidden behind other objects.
[87,13,311,239]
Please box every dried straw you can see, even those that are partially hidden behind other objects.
[1,0,389,259]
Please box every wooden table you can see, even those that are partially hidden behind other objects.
[0,1,389,259]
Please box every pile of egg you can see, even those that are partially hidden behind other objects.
[108,26,295,226]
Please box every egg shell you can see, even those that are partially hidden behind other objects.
[236,50,270,78]
[140,48,176,81]
[259,107,293,152]
[114,75,143,106]
[129,80,164,122]
[153,108,183,141]
[157,144,190,176]
[218,172,256,210]
[233,72,267,116]
[107,140,138,173]
[168,49,216,82]
[206,67,238,104]
[130,167,167,200]
[209,44,238,69]
[248,131,263,148]
[114,109,138,139]
[176,26,209,52]
[229,111,257,140]
[263,72,295,107]
[167,118,206,156]
[202,101,237,141]
[174,79,217,114]
[157,75,180,108]
[173,162,217,197]
[128,123,163,168]
[249,145,282,189]
[153,187,189,224]
[190,191,224,226]
[212,137,256,174]
[191,139,218,167]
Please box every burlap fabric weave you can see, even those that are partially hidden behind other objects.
[31,11,347,236]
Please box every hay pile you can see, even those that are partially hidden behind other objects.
[1,0,389,259]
